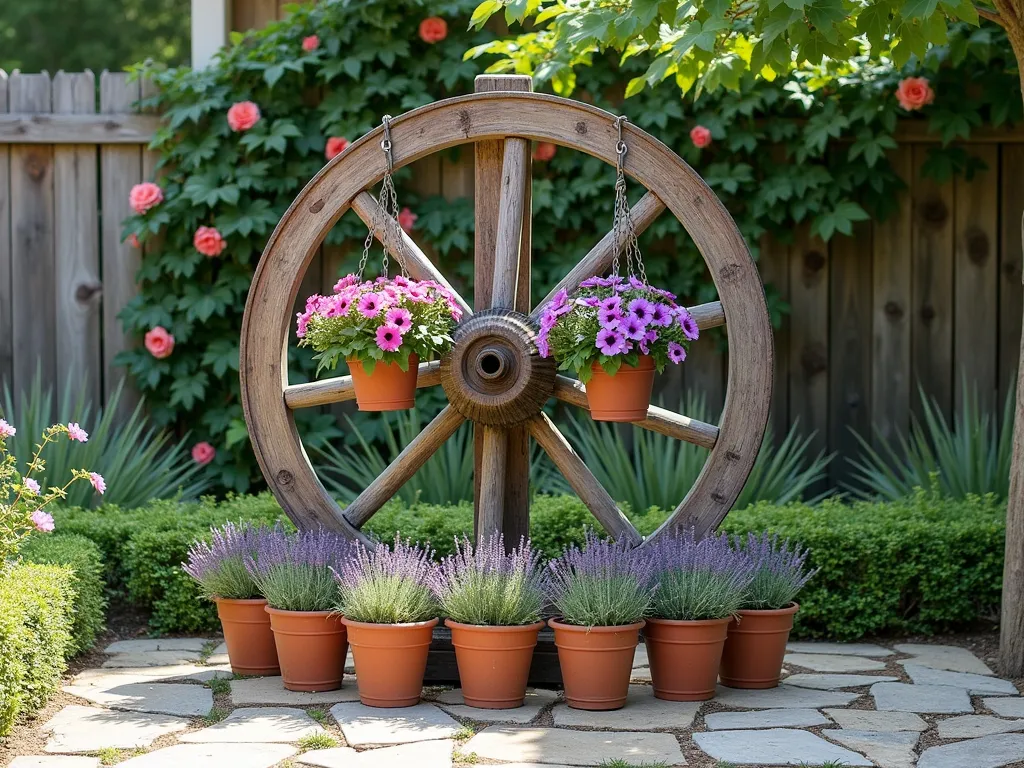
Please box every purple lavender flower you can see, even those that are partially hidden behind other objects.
[649,303,673,327]
[595,327,627,355]
[334,537,438,624]
[627,298,656,325]
[183,521,271,600]
[245,528,353,611]
[736,532,817,610]
[618,315,647,341]
[667,341,687,364]
[678,308,700,340]
[649,531,755,620]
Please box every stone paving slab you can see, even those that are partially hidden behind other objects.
[8,759,102,768]
[985,697,1024,717]
[102,651,203,668]
[228,676,361,706]
[783,673,899,690]
[298,740,454,768]
[294,747,358,767]
[918,733,1024,768]
[116,743,297,767]
[894,643,995,675]
[435,688,557,723]
[629,666,652,682]
[330,702,461,747]
[179,707,326,743]
[63,681,213,717]
[872,682,973,713]
[825,729,919,768]
[704,708,829,730]
[464,726,685,766]
[551,685,698,731]
[693,728,873,766]
[70,665,231,685]
[714,684,859,709]
[786,641,894,657]
[633,643,649,668]
[104,638,212,654]
[822,708,928,732]
[937,715,1024,739]
[902,663,1019,695]
[783,652,887,672]
[40,705,189,753]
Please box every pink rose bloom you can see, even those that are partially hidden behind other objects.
[67,422,88,442]
[302,35,319,52]
[31,510,54,533]
[0,419,15,438]
[192,442,216,465]
[126,233,140,248]
[690,125,712,149]
[24,478,40,495]
[533,142,557,162]
[419,17,447,43]
[325,136,349,160]
[193,226,226,258]
[896,77,934,111]
[129,182,163,214]
[398,207,417,233]
[227,101,261,132]
[89,472,106,495]
[145,326,175,359]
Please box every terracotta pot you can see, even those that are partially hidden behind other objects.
[719,603,800,689]
[644,616,731,701]
[347,353,419,411]
[265,606,347,692]
[342,617,438,707]
[214,597,280,676]
[586,355,655,421]
[549,618,643,710]
[446,619,544,709]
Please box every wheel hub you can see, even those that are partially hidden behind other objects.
[440,309,556,426]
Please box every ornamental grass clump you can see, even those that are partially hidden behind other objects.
[182,521,269,600]
[334,537,437,624]
[245,529,350,612]
[650,531,754,621]
[737,532,817,610]
[429,533,546,626]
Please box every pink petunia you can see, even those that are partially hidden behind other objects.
[375,324,403,352]
[24,478,40,495]
[89,472,106,495]
[357,292,385,318]
[192,442,216,465]
[386,307,412,332]
[690,125,712,149]
[0,419,15,438]
[67,423,88,442]
[325,136,349,160]
[193,226,226,258]
[302,35,319,52]
[129,182,163,215]
[31,510,54,533]
[227,101,261,132]
[398,207,417,233]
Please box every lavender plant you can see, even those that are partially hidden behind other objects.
[547,530,655,627]
[736,533,817,611]
[649,531,754,621]
[245,529,351,612]
[429,533,546,626]
[182,521,269,600]
[334,537,437,624]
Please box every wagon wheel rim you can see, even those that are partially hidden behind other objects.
[240,91,773,549]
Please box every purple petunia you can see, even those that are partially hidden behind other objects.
[598,307,623,328]
[540,308,559,332]
[628,298,656,325]
[649,303,673,327]
[667,341,687,364]
[596,327,627,355]
[375,324,403,352]
[618,315,647,341]
[600,296,622,312]
[678,309,699,340]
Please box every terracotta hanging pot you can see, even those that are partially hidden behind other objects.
[446,619,544,709]
[265,606,348,692]
[586,355,655,421]
[342,617,438,707]
[644,617,732,701]
[719,603,800,689]
[347,353,419,411]
[549,618,644,710]
[214,597,280,676]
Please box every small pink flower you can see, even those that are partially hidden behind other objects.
[193,226,226,258]
[398,207,417,233]
[227,101,261,132]
[89,472,106,495]
[375,324,403,352]
[358,292,385,318]
[690,125,712,149]
[302,35,319,52]
[24,478,40,495]
[0,419,15,438]
[325,136,349,160]
[386,307,412,332]
[192,442,216,465]
[129,182,163,214]
[31,510,54,533]
[67,423,88,442]
[896,77,934,111]
[126,233,141,248]
[145,326,175,359]
[533,142,557,162]
[419,17,447,43]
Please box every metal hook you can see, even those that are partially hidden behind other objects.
[614,115,628,157]
[381,114,394,172]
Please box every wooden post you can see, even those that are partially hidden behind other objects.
[191,0,231,69]
[473,74,532,547]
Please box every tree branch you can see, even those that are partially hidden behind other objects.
[976,3,1008,26]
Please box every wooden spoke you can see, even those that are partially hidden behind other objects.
[689,300,726,330]
[528,413,642,545]
[477,425,508,541]
[552,375,719,450]
[491,137,530,309]
[350,191,472,317]
[529,191,666,322]
[284,360,442,409]
[344,405,466,528]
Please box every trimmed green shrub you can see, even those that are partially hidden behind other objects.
[21,534,106,654]
[0,562,76,735]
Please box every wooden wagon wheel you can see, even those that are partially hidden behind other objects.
[240,76,773,550]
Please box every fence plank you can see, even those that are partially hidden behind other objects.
[232,0,278,30]
[871,148,913,443]
[758,233,789,440]
[954,144,999,414]
[911,143,955,422]
[52,71,101,406]
[0,72,11,396]
[0,113,158,144]
[10,73,56,397]
[1000,145,1024,408]
[99,72,142,419]
[828,225,872,486]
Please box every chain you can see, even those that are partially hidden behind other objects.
[357,115,408,280]
[610,115,647,285]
